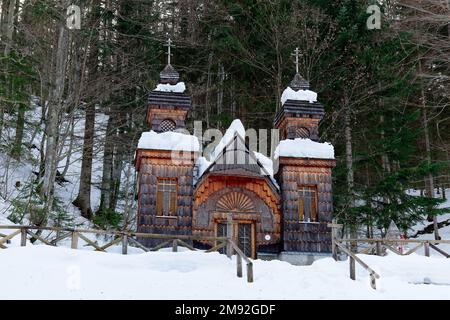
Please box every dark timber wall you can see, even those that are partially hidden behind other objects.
[277,157,336,253]
[135,150,197,248]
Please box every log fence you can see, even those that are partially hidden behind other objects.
[329,223,450,290]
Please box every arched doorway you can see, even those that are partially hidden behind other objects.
[193,182,281,259]
[215,191,256,258]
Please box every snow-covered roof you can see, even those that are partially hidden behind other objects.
[274,138,334,160]
[254,152,274,177]
[154,82,186,93]
[194,156,212,185]
[137,130,199,152]
[281,87,317,105]
[209,119,246,161]
[195,119,279,189]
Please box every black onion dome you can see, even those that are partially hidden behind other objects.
[159,64,180,85]
[290,73,310,91]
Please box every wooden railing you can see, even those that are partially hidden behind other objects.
[0,225,254,283]
[337,238,450,258]
[330,225,450,290]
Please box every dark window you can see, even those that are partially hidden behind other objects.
[296,127,310,139]
[160,119,176,132]
[298,187,318,222]
[156,179,177,215]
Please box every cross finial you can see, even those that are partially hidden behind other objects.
[292,47,301,74]
[165,37,173,65]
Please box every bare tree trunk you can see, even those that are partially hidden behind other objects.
[216,63,224,128]
[0,6,4,135]
[0,0,17,139]
[3,0,16,56]
[60,115,75,178]
[379,83,391,174]
[345,109,354,197]
[99,114,115,213]
[41,14,70,212]
[418,59,440,240]
[344,99,356,248]
[421,92,440,240]
[73,103,95,219]
[205,52,213,128]
[11,104,25,160]
[230,79,236,118]
[110,114,126,212]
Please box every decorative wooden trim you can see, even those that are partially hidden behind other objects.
[278,157,336,168]
[146,108,188,125]
[275,116,321,129]
[135,149,199,171]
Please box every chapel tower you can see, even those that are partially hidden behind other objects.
[135,39,198,248]
[274,48,335,261]
[147,39,191,132]
[274,48,325,141]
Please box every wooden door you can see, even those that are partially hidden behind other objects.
[216,221,255,258]
[237,223,253,258]
[216,223,227,254]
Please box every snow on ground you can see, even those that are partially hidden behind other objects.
[274,138,335,159]
[0,100,138,250]
[0,246,449,300]
[281,87,318,105]
[407,189,450,257]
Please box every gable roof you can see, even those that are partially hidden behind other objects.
[196,133,279,192]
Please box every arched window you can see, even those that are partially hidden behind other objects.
[160,119,176,132]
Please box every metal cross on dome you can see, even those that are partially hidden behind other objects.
[165,37,173,65]
[291,47,302,74]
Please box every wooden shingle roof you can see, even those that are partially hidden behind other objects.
[197,133,279,193]
[148,91,191,109]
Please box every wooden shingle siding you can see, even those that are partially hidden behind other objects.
[192,175,281,253]
[135,150,198,248]
[278,157,336,253]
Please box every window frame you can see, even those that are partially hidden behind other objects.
[297,185,318,223]
[159,119,176,132]
[156,178,178,217]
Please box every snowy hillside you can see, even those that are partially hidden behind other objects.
[0,246,449,300]
[0,102,136,229]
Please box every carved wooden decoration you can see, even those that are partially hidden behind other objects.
[217,192,256,213]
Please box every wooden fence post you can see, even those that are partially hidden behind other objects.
[349,256,356,280]
[424,242,430,257]
[236,253,243,278]
[331,228,337,261]
[376,241,382,256]
[172,239,178,252]
[20,228,27,247]
[329,220,342,261]
[71,232,78,249]
[226,215,233,258]
[122,235,128,255]
[247,262,254,283]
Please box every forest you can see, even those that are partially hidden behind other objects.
[0,0,449,238]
